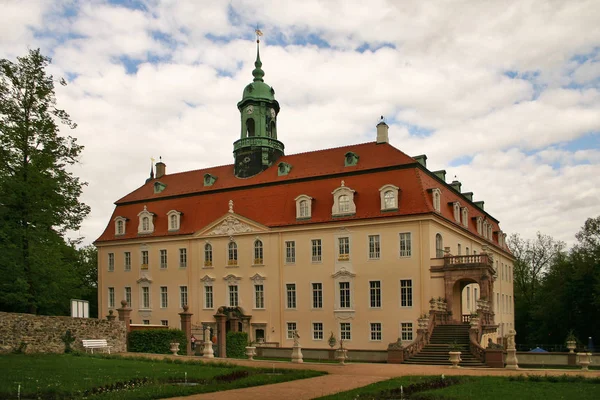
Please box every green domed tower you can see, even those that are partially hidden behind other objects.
[233,35,284,178]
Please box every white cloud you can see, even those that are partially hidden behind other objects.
[0,0,599,248]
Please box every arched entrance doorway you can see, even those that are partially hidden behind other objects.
[451,279,481,322]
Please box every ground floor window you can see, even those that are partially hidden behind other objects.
[313,322,323,340]
[370,323,382,341]
[287,322,297,339]
[401,322,413,341]
[340,322,351,340]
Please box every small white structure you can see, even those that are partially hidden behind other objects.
[291,330,303,363]
[505,329,519,370]
[202,327,214,358]
[71,299,89,318]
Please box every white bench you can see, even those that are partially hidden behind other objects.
[82,339,112,354]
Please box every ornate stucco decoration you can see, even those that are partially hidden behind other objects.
[331,268,356,279]
[223,274,242,284]
[334,311,355,320]
[200,275,215,286]
[208,215,255,236]
[137,275,152,284]
[250,273,266,284]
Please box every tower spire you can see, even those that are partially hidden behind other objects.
[252,28,264,82]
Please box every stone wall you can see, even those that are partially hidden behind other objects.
[256,346,388,362]
[0,312,127,354]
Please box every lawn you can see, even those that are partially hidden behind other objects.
[0,353,324,399]
[318,374,600,400]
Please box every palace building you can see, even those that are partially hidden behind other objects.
[95,39,515,353]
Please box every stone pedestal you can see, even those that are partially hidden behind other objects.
[291,344,303,363]
[505,329,519,370]
[116,300,132,332]
[106,310,116,321]
[214,312,227,358]
[203,327,214,358]
[179,305,192,356]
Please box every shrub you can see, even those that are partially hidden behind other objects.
[226,332,248,359]
[128,329,187,355]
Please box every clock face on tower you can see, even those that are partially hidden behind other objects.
[270,108,276,118]
[246,105,254,114]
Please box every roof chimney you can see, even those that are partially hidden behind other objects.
[156,157,166,179]
[376,116,389,144]
[413,154,427,167]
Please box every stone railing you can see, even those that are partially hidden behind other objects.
[444,254,493,268]
[469,327,486,362]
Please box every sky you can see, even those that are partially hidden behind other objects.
[1,0,599,247]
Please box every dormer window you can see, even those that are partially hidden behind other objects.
[461,207,469,227]
[482,220,488,238]
[476,217,483,235]
[278,162,292,176]
[137,206,155,234]
[344,152,359,167]
[294,195,313,219]
[432,188,441,212]
[153,181,167,194]
[379,184,399,211]
[332,181,356,217]
[452,202,461,223]
[114,216,127,236]
[488,224,493,240]
[204,173,217,187]
[167,210,182,231]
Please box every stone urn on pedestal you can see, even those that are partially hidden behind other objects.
[577,352,592,371]
[335,341,348,365]
[245,344,257,360]
[448,351,462,368]
[170,342,180,356]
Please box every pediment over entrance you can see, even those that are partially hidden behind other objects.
[196,212,269,237]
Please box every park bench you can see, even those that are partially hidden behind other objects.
[82,339,112,354]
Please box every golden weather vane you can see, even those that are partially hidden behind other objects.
[255,25,263,43]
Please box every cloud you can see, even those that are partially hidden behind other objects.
[0,0,599,248]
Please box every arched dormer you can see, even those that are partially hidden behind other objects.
[431,188,441,212]
[461,207,469,227]
[137,206,155,234]
[167,210,182,231]
[452,201,461,223]
[332,181,356,217]
[114,216,127,236]
[344,152,359,167]
[475,216,483,235]
[294,194,313,219]
[379,184,399,211]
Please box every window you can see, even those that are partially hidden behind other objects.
[285,241,295,263]
[254,240,263,264]
[142,217,149,231]
[161,320,168,326]
[332,182,356,216]
[457,244,461,255]
[114,216,126,235]
[312,283,323,308]
[167,210,182,231]
[228,285,238,307]
[466,247,470,255]
[286,284,296,309]
[369,235,380,259]
[432,188,441,212]
[311,239,322,262]
[461,207,469,227]
[108,253,114,271]
[287,322,297,339]
[379,184,399,211]
[108,287,115,308]
[370,323,382,341]
[370,281,381,308]
[254,284,264,309]
[143,320,150,325]
[160,249,167,269]
[295,195,313,219]
[180,286,188,308]
[204,286,213,309]
[124,252,131,271]
[467,287,471,310]
[137,205,155,234]
[228,242,238,266]
[124,287,131,307]
[141,250,149,268]
[339,282,351,308]
[400,279,413,307]
[142,287,150,308]
[453,202,461,223]
[313,322,323,340]
[399,233,412,257]
[435,234,444,258]
[179,248,187,268]
[401,322,413,341]
[170,214,177,229]
[340,323,351,340]
[476,217,483,235]
[204,243,213,267]
[160,286,168,308]
[338,237,350,261]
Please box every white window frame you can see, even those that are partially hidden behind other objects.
[453,202,461,223]
[124,286,132,307]
[160,249,167,269]
[228,285,239,307]
[167,210,182,231]
[370,280,381,308]
[285,241,296,264]
[124,251,131,271]
[286,283,297,309]
[432,188,441,212]
[312,282,323,309]
[476,217,483,235]
[461,207,469,227]
[160,286,168,308]
[379,184,399,211]
[295,195,313,219]
[370,322,382,341]
[204,285,214,309]
[108,287,115,308]
[401,322,413,341]
[311,239,322,263]
[331,182,356,216]
[137,206,154,234]
[179,286,188,308]
[338,236,350,261]
[204,243,213,267]
[161,320,168,326]
[287,322,297,339]
[179,248,187,268]
[141,286,150,309]
[399,232,412,257]
[368,235,380,260]
[141,250,149,268]
[114,216,126,236]
[312,322,324,340]
[254,239,263,265]
[400,279,413,307]
[435,233,444,258]
[108,253,115,272]
[340,322,352,341]
[339,281,351,309]
[254,284,265,309]
[228,241,238,266]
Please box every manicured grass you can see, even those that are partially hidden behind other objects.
[0,353,324,399]
[318,375,600,399]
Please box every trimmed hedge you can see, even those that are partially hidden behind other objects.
[128,329,188,355]
[226,331,248,359]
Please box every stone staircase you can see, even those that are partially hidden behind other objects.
[403,324,487,367]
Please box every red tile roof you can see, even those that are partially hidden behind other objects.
[96,141,509,254]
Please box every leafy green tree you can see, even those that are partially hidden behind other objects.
[0,49,90,314]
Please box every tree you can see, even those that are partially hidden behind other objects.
[0,49,90,314]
